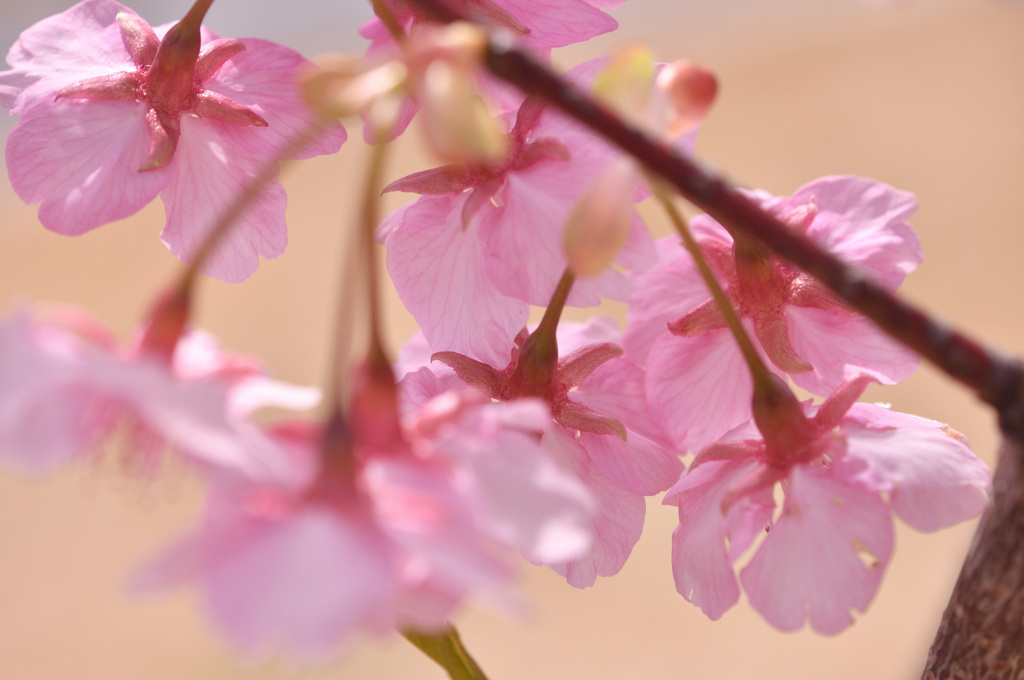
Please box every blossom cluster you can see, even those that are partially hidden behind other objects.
[0,0,992,664]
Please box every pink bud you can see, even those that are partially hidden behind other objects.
[656,60,718,139]
[564,158,636,277]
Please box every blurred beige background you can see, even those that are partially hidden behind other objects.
[1,1,1023,678]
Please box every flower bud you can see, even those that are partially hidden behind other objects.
[300,55,406,121]
[655,60,718,139]
[564,158,635,277]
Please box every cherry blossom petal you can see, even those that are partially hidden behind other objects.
[842,404,991,532]
[493,0,618,47]
[0,318,91,473]
[0,0,136,114]
[554,315,621,354]
[157,116,287,283]
[385,193,528,366]
[397,366,449,416]
[77,357,296,485]
[144,504,398,657]
[795,176,922,288]
[785,306,919,395]
[436,405,595,564]
[6,100,168,234]
[541,427,644,587]
[365,458,515,627]
[664,457,773,620]
[573,357,681,493]
[577,429,681,495]
[624,235,711,362]
[481,161,628,308]
[646,328,755,452]
[201,38,346,160]
[741,464,894,635]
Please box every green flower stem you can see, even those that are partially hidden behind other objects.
[656,188,774,395]
[403,626,491,680]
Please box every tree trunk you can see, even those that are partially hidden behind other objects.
[922,438,1024,679]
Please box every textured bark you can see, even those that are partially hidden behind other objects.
[922,438,1024,680]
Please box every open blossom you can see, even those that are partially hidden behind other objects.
[665,375,991,634]
[404,316,683,587]
[0,308,317,484]
[379,57,682,367]
[626,175,923,451]
[134,387,594,656]
[0,0,345,282]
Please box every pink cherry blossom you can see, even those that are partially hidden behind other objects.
[359,0,623,139]
[135,389,594,656]
[0,308,316,485]
[664,375,991,634]
[380,61,665,366]
[363,0,621,53]
[626,175,923,452]
[405,316,683,587]
[0,0,345,282]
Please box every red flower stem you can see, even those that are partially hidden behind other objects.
[403,0,1024,439]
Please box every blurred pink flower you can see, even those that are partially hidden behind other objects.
[0,309,316,484]
[626,176,923,452]
[135,392,594,656]
[665,375,991,634]
[0,0,345,282]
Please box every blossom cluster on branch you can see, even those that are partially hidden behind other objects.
[0,0,997,670]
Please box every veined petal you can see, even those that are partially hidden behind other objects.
[495,0,618,48]
[842,404,991,532]
[201,38,346,160]
[384,193,528,366]
[646,328,756,453]
[795,176,922,288]
[554,315,621,353]
[432,407,594,565]
[482,162,628,307]
[785,306,920,396]
[6,99,168,234]
[542,427,645,588]
[624,235,713,362]
[578,428,681,495]
[664,457,773,621]
[1,0,137,114]
[741,464,894,635]
[572,357,682,493]
[158,117,287,283]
